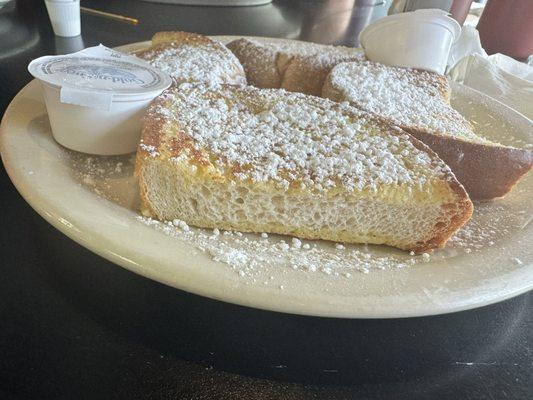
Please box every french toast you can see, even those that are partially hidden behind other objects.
[226,38,364,96]
[322,60,533,200]
[136,31,246,86]
[136,83,472,252]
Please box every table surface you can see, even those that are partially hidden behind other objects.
[0,1,531,399]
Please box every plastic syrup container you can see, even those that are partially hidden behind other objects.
[28,45,172,155]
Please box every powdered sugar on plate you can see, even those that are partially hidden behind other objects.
[136,215,421,280]
[134,197,531,284]
[69,152,138,208]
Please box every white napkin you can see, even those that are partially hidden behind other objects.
[447,25,487,68]
[447,26,533,121]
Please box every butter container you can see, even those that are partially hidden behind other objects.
[359,9,461,75]
[28,45,172,155]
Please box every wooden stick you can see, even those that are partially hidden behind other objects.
[80,6,139,26]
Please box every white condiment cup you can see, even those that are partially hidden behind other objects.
[359,9,461,74]
[28,45,172,155]
[45,0,81,37]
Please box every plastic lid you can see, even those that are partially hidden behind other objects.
[28,45,172,97]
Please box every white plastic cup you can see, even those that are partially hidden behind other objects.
[359,9,461,74]
[45,0,81,37]
[28,45,172,155]
[40,82,158,155]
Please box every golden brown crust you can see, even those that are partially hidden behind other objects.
[151,31,214,47]
[226,38,364,95]
[404,128,533,200]
[226,38,282,89]
[139,103,166,153]
[134,44,172,60]
[135,95,169,181]
[136,31,222,61]
[137,168,157,217]
[404,135,473,252]
[281,54,363,96]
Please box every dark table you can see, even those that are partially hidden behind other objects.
[0,1,531,399]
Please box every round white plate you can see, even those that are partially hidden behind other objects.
[1,38,531,318]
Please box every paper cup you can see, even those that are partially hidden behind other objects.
[359,9,461,74]
[45,0,81,37]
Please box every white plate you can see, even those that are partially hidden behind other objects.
[1,37,532,318]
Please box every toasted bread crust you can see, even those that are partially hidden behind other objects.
[403,135,473,251]
[281,53,364,96]
[151,31,213,46]
[226,38,363,95]
[226,38,283,89]
[404,128,533,200]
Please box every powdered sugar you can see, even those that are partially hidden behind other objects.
[137,40,245,86]
[147,84,448,191]
[261,39,363,59]
[326,61,491,144]
[136,215,422,279]
[139,143,159,157]
[135,195,530,281]
[447,202,529,253]
[70,153,136,204]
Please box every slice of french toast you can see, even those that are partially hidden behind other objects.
[226,38,364,96]
[136,83,472,252]
[136,31,246,86]
[322,60,533,200]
